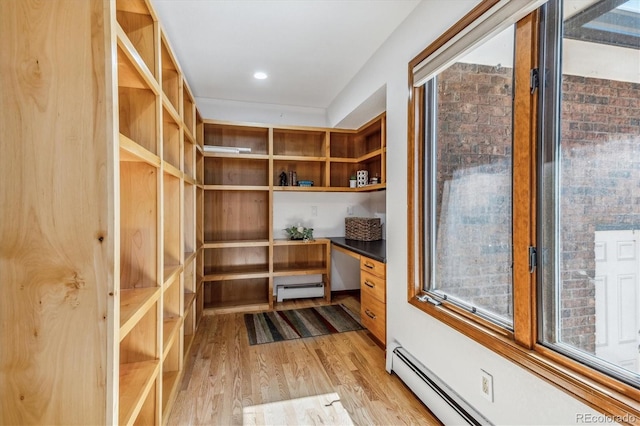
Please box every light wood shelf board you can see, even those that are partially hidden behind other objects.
[272,267,328,277]
[202,152,269,160]
[117,45,148,91]
[119,133,161,167]
[357,148,383,162]
[162,161,182,180]
[196,278,205,294]
[327,157,359,163]
[115,25,159,95]
[272,186,349,192]
[184,251,197,266]
[202,240,269,249]
[354,183,386,192]
[120,287,161,341]
[203,301,270,315]
[163,264,182,289]
[184,174,196,185]
[119,359,160,426]
[160,37,180,114]
[203,270,270,281]
[273,155,326,162]
[184,291,197,312]
[116,0,151,15]
[162,317,181,358]
[184,128,195,145]
[273,239,330,246]
[183,332,196,358]
[183,127,195,145]
[203,185,269,191]
[161,98,181,129]
[202,240,270,249]
[161,370,181,421]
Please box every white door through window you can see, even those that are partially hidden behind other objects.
[594,230,640,372]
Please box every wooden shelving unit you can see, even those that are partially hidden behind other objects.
[201,123,273,313]
[1,1,204,424]
[201,116,385,314]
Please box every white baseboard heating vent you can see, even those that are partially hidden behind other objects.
[276,283,324,302]
[390,345,492,426]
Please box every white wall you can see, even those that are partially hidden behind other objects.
[328,0,602,424]
[272,192,371,239]
[196,97,328,127]
[272,191,384,291]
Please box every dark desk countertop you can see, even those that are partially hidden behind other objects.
[328,237,386,263]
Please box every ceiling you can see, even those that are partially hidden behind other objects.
[154,0,421,110]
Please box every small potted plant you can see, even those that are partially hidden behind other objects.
[349,175,357,188]
[284,224,314,241]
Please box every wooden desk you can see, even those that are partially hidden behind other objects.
[329,238,386,345]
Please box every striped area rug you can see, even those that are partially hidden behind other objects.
[244,304,363,345]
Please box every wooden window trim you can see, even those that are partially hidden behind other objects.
[406,2,640,421]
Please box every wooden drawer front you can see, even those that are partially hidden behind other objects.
[361,270,385,303]
[360,257,386,278]
[361,292,386,343]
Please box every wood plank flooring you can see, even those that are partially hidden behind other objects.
[168,293,441,425]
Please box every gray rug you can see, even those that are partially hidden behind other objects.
[244,304,363,345]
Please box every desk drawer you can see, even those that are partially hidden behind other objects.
[361,270,385,303]
[360,256,385,278]
[361,292,385,343]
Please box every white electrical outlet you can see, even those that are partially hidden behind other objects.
[311,206,317,217]
[480,369,494,402]
[347,205,354,215]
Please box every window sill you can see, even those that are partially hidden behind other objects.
[409,297,640,421]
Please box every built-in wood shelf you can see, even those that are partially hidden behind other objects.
[200,116,384,313]
[119,360,160,426]
[120,287,161,341]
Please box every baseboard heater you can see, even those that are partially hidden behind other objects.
[389,345,492,426]
[276,283,324,302]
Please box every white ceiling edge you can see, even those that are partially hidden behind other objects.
[196,97,328,128]
[196,86,387,130]
[333,85,387,130]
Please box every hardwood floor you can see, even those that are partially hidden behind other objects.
[168,293,441,425]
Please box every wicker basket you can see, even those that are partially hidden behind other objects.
[345,217,382,241]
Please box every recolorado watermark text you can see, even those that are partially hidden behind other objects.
[576,413,637,424]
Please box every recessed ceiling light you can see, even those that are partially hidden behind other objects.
[253,71,268,80]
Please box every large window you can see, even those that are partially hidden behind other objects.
[408,0,640,419]
[539,0,640,388]
[421,26,516,328]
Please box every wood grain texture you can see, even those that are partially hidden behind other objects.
[162,108,181,169]
[273,129,326,157]
[183,183,196,255]
[203,124,269,155]
[160,38,180,112]
[119,87,158,154]
[203,190,269,242]
[163,172,181,269]
[168,294,441,425]
[512,11,538,350]
[183,85,195,136]
[116,4,156,79]
[0,0,115,424]
[120,162,158,290]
